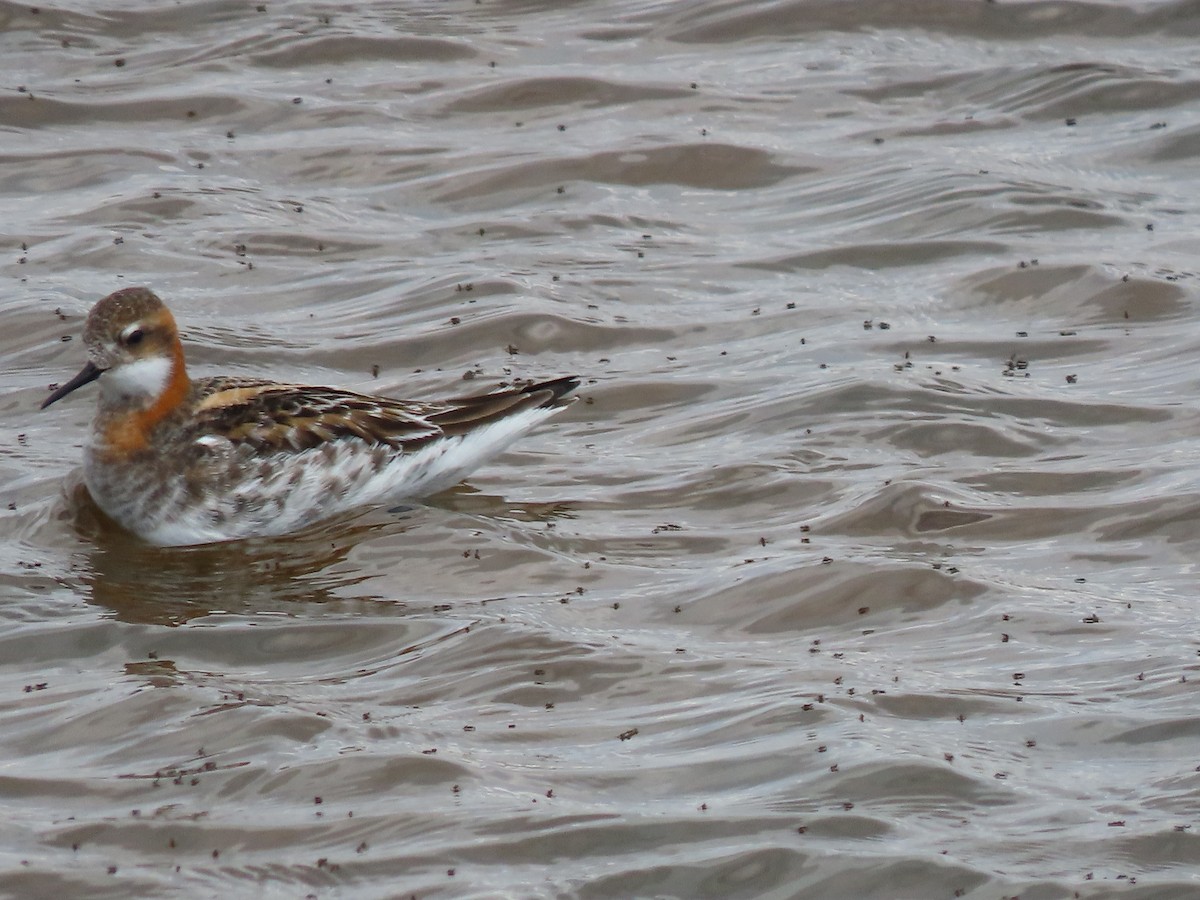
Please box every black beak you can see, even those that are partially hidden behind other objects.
[41,360,103,409]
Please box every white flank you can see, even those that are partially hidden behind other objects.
[137,402,566,545]
[365,403,562,503]
[102,356,173,402]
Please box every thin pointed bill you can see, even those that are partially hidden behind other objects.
[41,360,103,409]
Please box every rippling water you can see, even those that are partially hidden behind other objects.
[6,1,1200,897]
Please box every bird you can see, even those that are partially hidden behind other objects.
[40,287,579,546]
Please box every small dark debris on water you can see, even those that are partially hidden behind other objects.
[1150,121,1167,129]
[1002,354,1028,377]
[1146,223,1154,231]
[1066,374,1077,384]
[1065,117,1077,126]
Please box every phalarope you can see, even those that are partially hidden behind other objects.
[41,287,579,546]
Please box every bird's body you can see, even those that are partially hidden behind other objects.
[42,288,578,546]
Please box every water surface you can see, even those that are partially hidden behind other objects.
[4,1,1200,897]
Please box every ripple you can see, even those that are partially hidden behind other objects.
[7,0,1200,896]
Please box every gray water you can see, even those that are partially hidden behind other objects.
[4,1,1200,897]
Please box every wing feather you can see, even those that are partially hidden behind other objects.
[189,379,442,452]
[184,375,578,454]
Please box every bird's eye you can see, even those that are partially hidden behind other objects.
[124,328,145,346]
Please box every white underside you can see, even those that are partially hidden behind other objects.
[92,402,565,546]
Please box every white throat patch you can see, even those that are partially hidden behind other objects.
[102,355,174,403]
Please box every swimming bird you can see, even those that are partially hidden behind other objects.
[41,287,578,546]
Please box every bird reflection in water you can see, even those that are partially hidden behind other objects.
[69,481,407,626]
